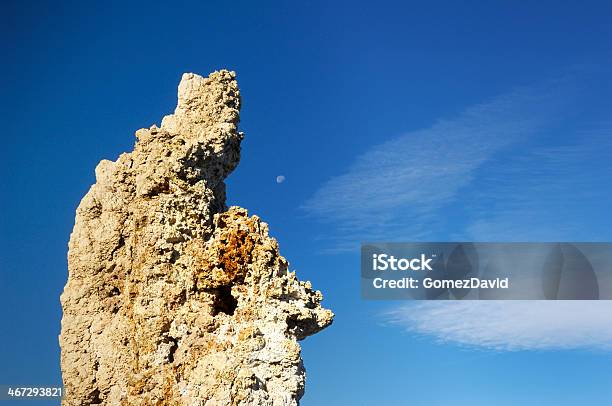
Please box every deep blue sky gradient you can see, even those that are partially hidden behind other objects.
[1,1,611,404]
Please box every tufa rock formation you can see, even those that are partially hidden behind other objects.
[60,70,333,405]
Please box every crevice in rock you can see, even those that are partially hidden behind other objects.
[89,388,101,405]
[168,339,178,363]
[211,286,238,316]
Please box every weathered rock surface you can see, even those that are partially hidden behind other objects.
[60,70,333,405]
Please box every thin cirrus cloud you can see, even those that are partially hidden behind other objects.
[301,80,573,251]
[459,127,612,242]
[386,301,612,351]
[302,75,612,352]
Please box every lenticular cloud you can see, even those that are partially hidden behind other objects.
[386,301,612,351]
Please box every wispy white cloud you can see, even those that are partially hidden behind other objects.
[386,301,612,351]
[303,75,612,352]
[301,81,571,250]
[458,124,612,241]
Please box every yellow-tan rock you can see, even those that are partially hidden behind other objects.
[60,70,333,405]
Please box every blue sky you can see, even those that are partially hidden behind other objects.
[1,1,611,404]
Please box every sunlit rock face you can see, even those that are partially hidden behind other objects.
[60,71,333,405]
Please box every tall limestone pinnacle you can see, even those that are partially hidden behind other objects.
[60,70,333,405]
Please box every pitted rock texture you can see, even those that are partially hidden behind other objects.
[59,70,333,405]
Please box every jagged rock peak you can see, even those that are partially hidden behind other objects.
[60,70,333,405]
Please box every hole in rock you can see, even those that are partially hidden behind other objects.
[89,388,101,404]
[212,286,238,316]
